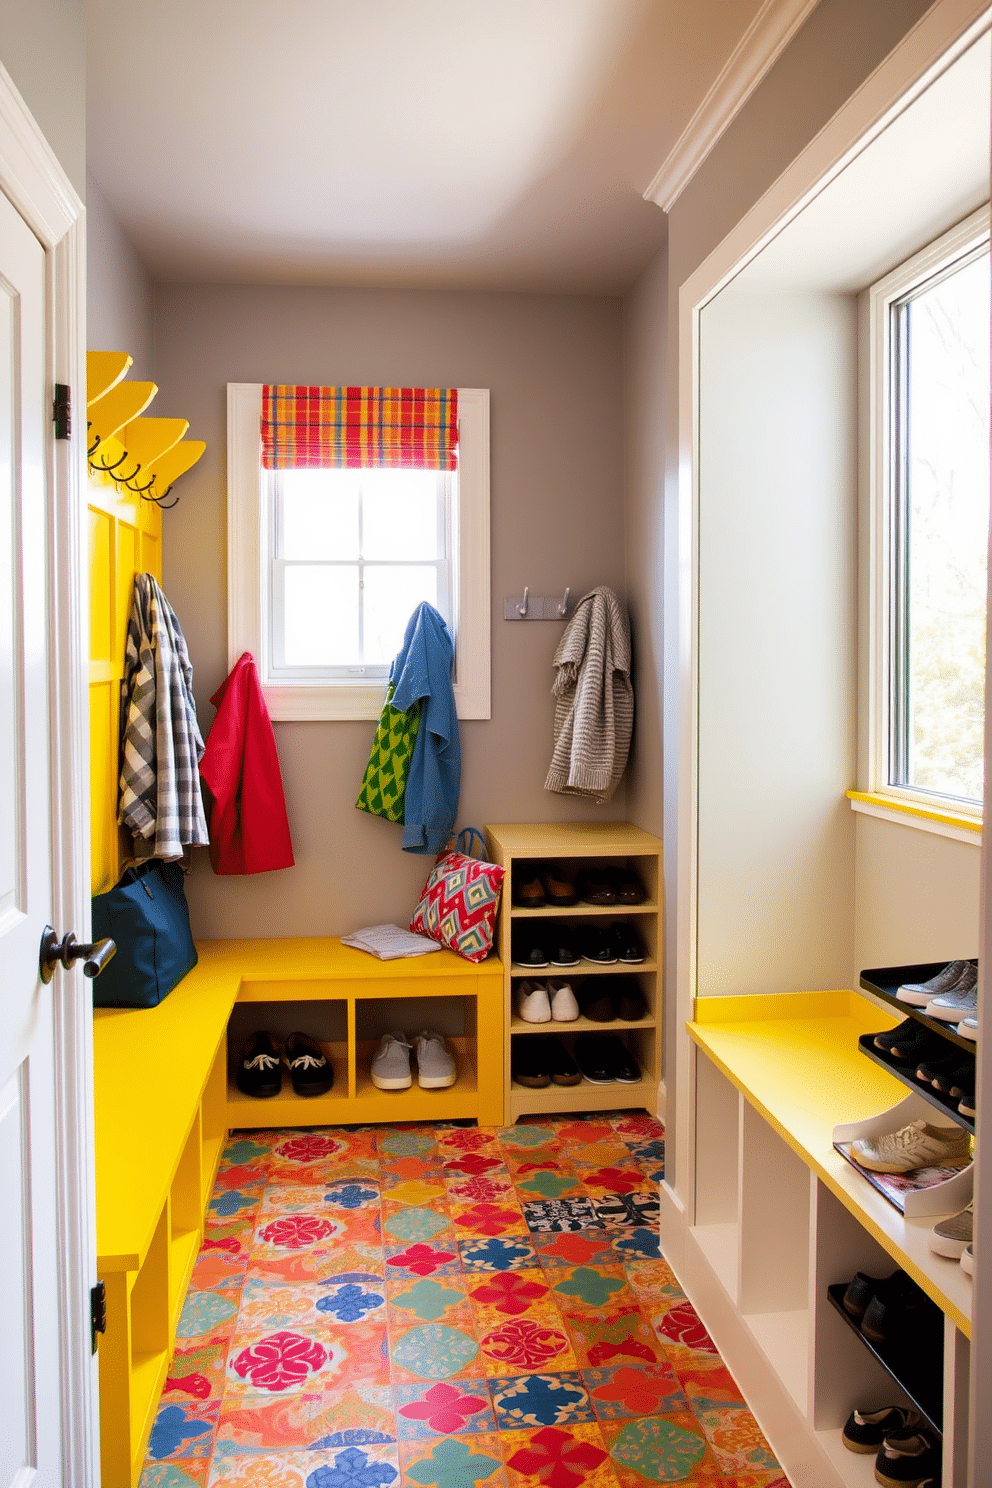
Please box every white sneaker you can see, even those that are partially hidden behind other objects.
[928,1201,972,1259]
[516,981,551,1023]
[927,962,978,1022]
[897,959,972,1006]
[415,1030,457,1088]
[957,1015,979,1041]
[851,1119,972,1174]
[548,979,579,1022]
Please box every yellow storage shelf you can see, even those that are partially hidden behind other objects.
[688,990,973,1336]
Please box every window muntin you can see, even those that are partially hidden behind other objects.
[269,465,455,677]
[887,242,990,805]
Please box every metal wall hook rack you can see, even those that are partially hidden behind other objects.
[503,587,574,621]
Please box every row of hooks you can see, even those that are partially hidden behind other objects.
[86,352,205,508]
[503,586,573,621]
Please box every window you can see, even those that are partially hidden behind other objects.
[868,208,990,814]
[228,384,490,720]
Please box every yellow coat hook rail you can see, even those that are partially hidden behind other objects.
[86,351,205,506]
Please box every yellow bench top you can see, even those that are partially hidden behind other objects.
[94,936,502,1270]
[688,989,973,1335]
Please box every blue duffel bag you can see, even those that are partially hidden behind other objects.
[91,859,197,1008]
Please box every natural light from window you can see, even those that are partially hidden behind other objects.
[271,466,453,674]
[891,246,990,805]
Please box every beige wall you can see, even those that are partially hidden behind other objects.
[87,172,155,376]
[854,816,981,970]
[0,0,85,199]
[151,283,627,938]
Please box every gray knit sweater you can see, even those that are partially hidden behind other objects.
[544,586,633,802]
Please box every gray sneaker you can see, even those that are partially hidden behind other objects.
[927,962,978,1022]
[958,1015,979,1041]
[897,959,972,1006]
[415,1029,457,1088]
[929,1201,972,1259]
[371,1031,413,1090]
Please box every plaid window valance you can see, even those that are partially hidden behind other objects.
[261,386,458,471]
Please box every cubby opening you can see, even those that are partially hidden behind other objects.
[739,1106,811,1411]
[128,1206,170,1460]
[168,1113,203,1327]
[691,1052,740,1300]
[354,994,476,1099]
[227,997,349,1115]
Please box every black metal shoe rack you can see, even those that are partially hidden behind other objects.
[858,964,976,1136]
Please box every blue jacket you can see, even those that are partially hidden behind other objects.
[390,602,461,854]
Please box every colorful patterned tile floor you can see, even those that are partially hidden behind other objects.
[140,1114,787,1488]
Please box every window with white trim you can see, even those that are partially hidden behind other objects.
[867,208,990,813]
[228,385,491,721]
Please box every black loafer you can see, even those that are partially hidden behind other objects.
[602,1035,641,1083]
[609,923,645,963]
[511,1038,551,1088]
[841,1271,885,1323]
[515,931,550,968]
[611,867,646,904]
[237,1030,282,1098]
[575,1032,616,1083]
[576,869,616,906]
[580,979,617,1023]
[547,929,581,967]
[581,926,617,964]
[545,1036,582,1086]
[285,1031,334,1097]
[616,980,647,1021]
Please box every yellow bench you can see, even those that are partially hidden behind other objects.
[93,935,504,1486]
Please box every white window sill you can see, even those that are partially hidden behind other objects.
[846,789,982,846]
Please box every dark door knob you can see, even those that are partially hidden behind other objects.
[39,926,117,984]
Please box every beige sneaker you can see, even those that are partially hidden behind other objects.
[928,1201,972,1258]
[852,1119,971,1174]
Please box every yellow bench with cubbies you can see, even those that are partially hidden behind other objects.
[93,936,504,1486]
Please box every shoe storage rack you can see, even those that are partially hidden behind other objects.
[857,963,976,1134]
[677,991,972,1488]
[485,821,663,1124]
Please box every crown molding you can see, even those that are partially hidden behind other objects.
[643,0,821,213]
[0,61,83,247]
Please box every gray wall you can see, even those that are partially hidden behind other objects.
[87,172,155,375]
[0,0,85,199]
[621,0,937,1080]
[151,282,627,938]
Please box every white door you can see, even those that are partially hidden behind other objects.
[0,185,68,1488]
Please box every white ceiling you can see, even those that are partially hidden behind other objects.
[86,0,767,294]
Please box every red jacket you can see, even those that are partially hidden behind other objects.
[199,652,295,874]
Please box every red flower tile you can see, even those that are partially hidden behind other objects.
[507,1426,608,1488]
[454,1203,523,1236]
[440,1130,498,1152]
[447,1176,514,1203]
[257,1215,336,1250]
[590,1366,676,1414]
[480,1318,569,1368]
[657,1302,719,1354]
[540,1234,606,1265]
[275,1135,345,1163]
[471,1272,550,1316]
[557,1124,613,1145]
[386,1244,457,1276]
[398,1382,489,1433]
[581,1168,641,1195]
[164,1371,212,1400]
[201,1236,243,1255]
[444,1154,503,1176]
[230,1331,326,1391]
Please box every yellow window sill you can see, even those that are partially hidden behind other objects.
[846,789,982,845]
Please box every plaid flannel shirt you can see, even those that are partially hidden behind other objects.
[118,573,208,860]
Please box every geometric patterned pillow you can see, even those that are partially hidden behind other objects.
[410,851,505,962]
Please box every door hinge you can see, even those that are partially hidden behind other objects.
[91,1280,107,1353]
[53,383,71,441]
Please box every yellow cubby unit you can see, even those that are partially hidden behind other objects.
[485,821,663,1123]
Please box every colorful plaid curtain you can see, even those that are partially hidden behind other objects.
[261,386,458,471]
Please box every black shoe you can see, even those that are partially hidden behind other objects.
[608,922,645,964]
[237,1030,282,1098]
[547,928,581,967]
[873,1018,918,1052]
[603,1035,641,1083]
[545,1036,582,1086]
[575,1032,617,1083]
[285,1031,334,1096]
[885,1025,951,1067]
[609,867,646,904]
[581,926,617,964]
[576,868,617,906]
[932,1057,975,1094]
[579,977,617,1023]
[511,1038,551,1088]
[915,1050,961,1086]
[873,1427,940,1486]
[842,1406,923,1454]
[515,930,550,968]
[615,979,647,1021]
[841,1270,886,1322]
[861,1271,938,1348]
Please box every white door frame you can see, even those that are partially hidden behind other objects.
[0,61,97,1488]
[662,0,991,1477]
